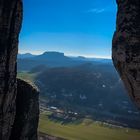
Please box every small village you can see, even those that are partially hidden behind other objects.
[40,102,80,123]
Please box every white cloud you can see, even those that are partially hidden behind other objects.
[85,4,117,14]
[86,8,105,14]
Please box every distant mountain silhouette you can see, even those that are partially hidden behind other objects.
[18,53,36,59]
[17,51,112,71]
[36,51,70,61]
[71,56,112,63]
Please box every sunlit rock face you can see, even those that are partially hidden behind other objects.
[112,0,140,109]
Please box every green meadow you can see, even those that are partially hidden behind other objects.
[39,113,140,140]
[17,72,36,83]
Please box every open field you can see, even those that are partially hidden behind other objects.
[39,113,140,140]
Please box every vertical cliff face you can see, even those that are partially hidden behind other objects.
[0,0,23,139]
[0,0,39,140]
[112,0,140,109]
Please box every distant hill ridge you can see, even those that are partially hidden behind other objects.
[18,51,111,60]
[18,53,36,59]
[17,51,112,71]
[35,51,70,61]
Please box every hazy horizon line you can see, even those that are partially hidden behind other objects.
[18,50,111,59]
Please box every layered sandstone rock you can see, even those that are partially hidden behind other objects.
[112,0,140,109]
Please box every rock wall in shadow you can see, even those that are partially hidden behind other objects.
[0,0,23,139]
[10,79,39,140]
[0,0,39,140]
[112,0,140,109]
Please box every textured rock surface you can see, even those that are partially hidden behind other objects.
[0,0,23,139]
[112,0,140,109]
[0,0,39,140]
[10,79,39,140]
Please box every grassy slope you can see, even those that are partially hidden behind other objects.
[17,72,36,83]
[39,113,140,140]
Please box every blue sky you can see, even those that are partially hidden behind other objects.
[19,0,117,58]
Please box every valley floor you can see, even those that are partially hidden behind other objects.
[17,72,140,140]
[39,113,140,140]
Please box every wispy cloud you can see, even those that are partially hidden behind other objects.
[86,8,105,14]
[85,4,116,14]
